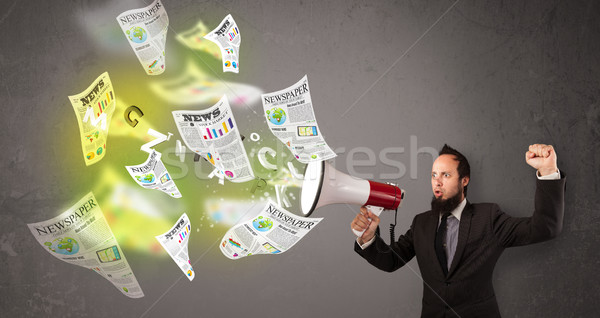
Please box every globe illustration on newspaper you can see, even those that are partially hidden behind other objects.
[252,216,273,232]
[135,174,155,184]
[44,237,80,255]
[266,108,286,125]
[126,26,148,43]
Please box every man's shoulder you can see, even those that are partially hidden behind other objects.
[466,202,502,217]
[469,202,499,210]
[415,210,433,217]
[413,210,435,223]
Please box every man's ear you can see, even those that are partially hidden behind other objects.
[462,176,470,188]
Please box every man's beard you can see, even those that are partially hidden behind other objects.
[431,186,464,214]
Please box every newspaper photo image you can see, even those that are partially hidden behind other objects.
[261,75,337,163]
[155,213,195,281]
[27,192,144,298]
[125,150,182,198]
[204,14,241,73]
[220,200,323,260]
[68,72,116,166]
[172,95,254,183]
[116,0,169,75]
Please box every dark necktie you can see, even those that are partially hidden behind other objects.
[435,212,452,276]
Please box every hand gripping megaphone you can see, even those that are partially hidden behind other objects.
[300,161,405,236]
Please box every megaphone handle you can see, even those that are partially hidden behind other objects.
[352,205,385,238]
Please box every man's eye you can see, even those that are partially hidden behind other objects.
[444,173,450,177]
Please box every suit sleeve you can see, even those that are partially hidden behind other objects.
[354,217,417,272]
[492,173,566,247]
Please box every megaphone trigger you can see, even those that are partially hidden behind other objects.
[352,205,384,238]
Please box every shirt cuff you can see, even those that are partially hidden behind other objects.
[357,236,376,250]
[536,169,561,180]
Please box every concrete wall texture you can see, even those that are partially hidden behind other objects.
[1,0,599,317]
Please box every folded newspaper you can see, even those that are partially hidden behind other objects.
[220,201,323,259]
[261,75,337,163]
[155,213,194,281]
[27,192,144,298]
[68,72,115,166]
[204,14,241,73]
[172,95,254,183]
[116,0,168,75]
[125,150,182,198]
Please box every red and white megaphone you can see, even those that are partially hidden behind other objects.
[300,161,405,235]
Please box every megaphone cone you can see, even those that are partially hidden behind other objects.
[300,161,405,216]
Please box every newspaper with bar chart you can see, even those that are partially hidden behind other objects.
[172,95,254,183]
[68,72,116,166]
[204,14,241,73]
[155,213,195,281]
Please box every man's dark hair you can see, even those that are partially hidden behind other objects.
[439,144,471,196]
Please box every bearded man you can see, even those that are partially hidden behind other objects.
[351,144,565,317]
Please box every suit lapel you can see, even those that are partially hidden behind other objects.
[447,201,473,277]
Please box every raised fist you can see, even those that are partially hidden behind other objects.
[525,144,558,176]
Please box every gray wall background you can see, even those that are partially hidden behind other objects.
[1,0,599,317]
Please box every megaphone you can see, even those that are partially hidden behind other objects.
[300,161,405,219]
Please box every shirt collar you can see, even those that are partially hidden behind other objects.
[438,198,467,222]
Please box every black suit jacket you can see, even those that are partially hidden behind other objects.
[355,175,566,318]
